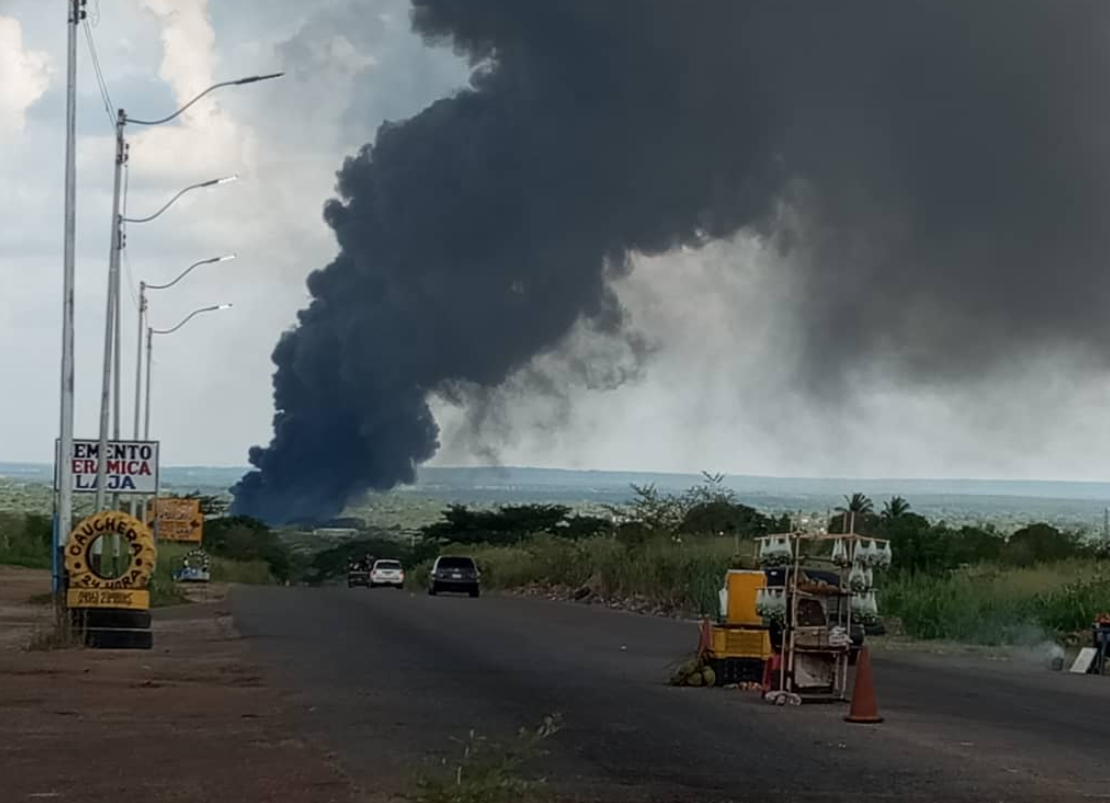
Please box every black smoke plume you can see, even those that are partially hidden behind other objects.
[233,1,1110,522]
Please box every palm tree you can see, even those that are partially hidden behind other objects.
[837,493,874,516]
[834,493,874,533]
[882,496,911,520]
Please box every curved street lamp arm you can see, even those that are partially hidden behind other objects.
[126,73,285,127]
[122,181,206,224]
[121,177,236,224]
[152,304,232,336]
[145,255,234,291]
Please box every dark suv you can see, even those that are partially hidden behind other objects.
[429,556,481,597]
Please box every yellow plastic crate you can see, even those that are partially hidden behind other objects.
[710,625,772,660]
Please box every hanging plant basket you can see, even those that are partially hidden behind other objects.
[757,536,793,568]
[831,537,853,568]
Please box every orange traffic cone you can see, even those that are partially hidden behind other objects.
[845,647,883,723]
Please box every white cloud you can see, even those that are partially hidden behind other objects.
[0,15,51,137]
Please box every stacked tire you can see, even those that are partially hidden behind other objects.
[84,608,153,650]
[65,511,157,651]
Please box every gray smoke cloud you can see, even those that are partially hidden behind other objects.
[233,1,1110,522]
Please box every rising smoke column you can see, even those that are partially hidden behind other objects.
[234,1,1110,522]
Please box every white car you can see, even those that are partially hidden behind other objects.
[370,559,405,589]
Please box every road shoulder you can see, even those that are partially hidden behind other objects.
[0,566,357,803]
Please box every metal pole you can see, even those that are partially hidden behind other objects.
[144,326,153,441]
[134,284,145,439]
[55,0,84,594]
[111,247,123,571]
[131,284,145,519]
[94,109,126,512]
[142,326,153,522]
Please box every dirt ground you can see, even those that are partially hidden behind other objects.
[0,566,358,802]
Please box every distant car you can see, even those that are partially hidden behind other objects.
[428,555,481,597]
[370,559,405,589]
[347,556,372,588]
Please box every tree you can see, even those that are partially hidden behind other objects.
[882,496,911,521]
[614,483,684,532]
[1002,523,1081,567]
[420,504,594,545]
[831,493,875,534]
[204,515,293,581]
[839,493,875,515]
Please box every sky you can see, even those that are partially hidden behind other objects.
[2,0,1109,482]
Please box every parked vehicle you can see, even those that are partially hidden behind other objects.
[428,555,480,597]
[347,555,373,588]
[370,559,405,589]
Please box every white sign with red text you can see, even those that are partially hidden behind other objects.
[55,439,160,494]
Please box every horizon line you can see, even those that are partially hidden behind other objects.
[1,459,1109,487]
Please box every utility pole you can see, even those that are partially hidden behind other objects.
[144,326,153,441]
[132,283,146,521]
[55,0,85,594]
[93,109,127,513]
[134,284,146,441]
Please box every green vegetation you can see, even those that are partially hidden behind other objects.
[883,563,1110,643]
[158,542,275,586]
[419,534,738,615]
[25,605,85,651]
[202,515,294,582]
[0,507,291,605]
[0,511,53,569]
[411,486,1110,646]
[408,715,560,803]
[4,472,1110,646]
[149,556,189,606]
[423,504,611,545]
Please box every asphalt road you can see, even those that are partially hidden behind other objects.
[232,587,1110,802]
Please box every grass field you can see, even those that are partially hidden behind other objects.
[415,534,1110,646]
[882,561,1110,643]
[417,534,741,615]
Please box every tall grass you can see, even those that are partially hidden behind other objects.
[158,543,275,585]
[882,560,1110,643]
[416,533,1110,642]
[418,534,741,615]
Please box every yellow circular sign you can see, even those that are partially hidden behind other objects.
[66,511,157,590]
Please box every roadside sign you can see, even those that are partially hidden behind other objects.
[55,439,160,495]
[148,498,203,543]
[1070,647,1098,674]
[67,588,151,610]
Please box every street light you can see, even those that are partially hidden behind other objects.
[133,255,236,440]
[144,304,233,441]
[98,176,238,518]
[92,70,281,512]
[121,176,238,225]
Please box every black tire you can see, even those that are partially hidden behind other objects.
[85,609,152,630]
[85,628,153,650]
[469,588,480,598]
[429,585,438,596]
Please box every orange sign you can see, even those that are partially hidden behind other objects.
[149,498,204,543]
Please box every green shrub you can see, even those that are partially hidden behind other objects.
[438,534,738,616]
[882,560,1110,643]
[203,516,293,581]
[158,542,276,586]
[0,511,53,569]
